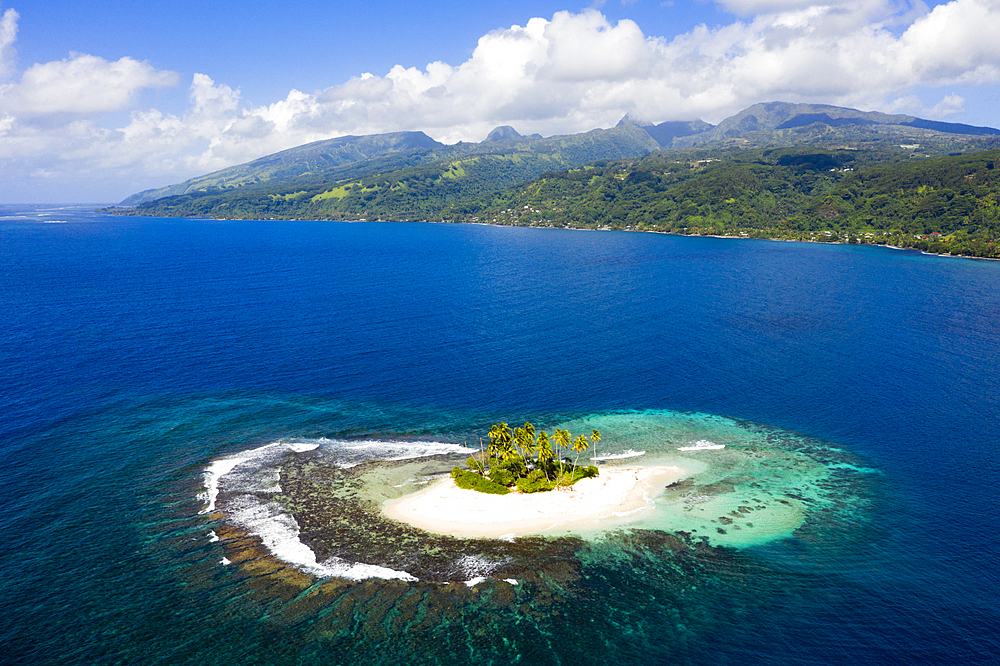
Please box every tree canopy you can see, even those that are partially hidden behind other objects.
[452,422,601,494]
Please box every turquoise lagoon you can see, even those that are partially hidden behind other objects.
[1,205,997,665]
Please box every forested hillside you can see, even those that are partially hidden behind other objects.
[120,132,446,206]
[118,126,660,217]
[468,148,1000,257]
[110,101,1000,258]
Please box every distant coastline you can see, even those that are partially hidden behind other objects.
[455,218,1000,261]
[101,206,999,261]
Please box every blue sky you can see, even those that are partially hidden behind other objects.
[2,0,999,202]
[12,1,732,108]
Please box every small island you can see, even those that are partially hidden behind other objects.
[453,422,602,495]
[383,422,687,538]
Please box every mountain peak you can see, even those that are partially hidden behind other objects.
[484,126,522,142]
[617,113,653,128]
[675,101,1000,147]
[615,115,714,148]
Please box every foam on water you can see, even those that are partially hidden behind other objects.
[309,438,474,468]
[203,413,873,579]
[456,554,513,586]
[592,449,646,461]
[317,557,417,582]
[223,478,418,581]
[677,440,726,451]
[456,554,509,578]
[200,441,318,514]
[462,577,517,587]
[204,437,469,581]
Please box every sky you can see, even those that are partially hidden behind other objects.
[2,0,999,202]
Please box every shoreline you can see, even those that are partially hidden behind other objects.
[100,207,999,261]
[382,465,687,539]
[464,224,998,261]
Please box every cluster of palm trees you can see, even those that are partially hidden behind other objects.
[465,422,601,492]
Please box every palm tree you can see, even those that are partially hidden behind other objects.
[553,429,571,462]
[474,437,486,475]
[488,422,513,464]
[536,431,554,480]
[486,424,501,460]
[552,429,572,484]
[518,422,538,465]
[522,422,536,456]
[512,422,535,461]
[511,426,523,457]
[591,429,601,462]
[571,433,590,471]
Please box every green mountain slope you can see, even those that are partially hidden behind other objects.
[120,101,1000,212]
[121,131,446,205]
[112,101,1000,256]
[119,125,662,218]
[616,114,715,148]
[675,101,1000,149]
[468,146,1000,257]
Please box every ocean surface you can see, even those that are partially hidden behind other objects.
[1,204,998,665]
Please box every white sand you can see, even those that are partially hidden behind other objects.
[382,466,687,538]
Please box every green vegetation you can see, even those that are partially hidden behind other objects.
[112,125,660,218]
[467,148,1000,258]
[454,422,601,494]
[671,101,1000,150]
[119,131,445,206]
[451,468,510,495]
[106,101,1000,259]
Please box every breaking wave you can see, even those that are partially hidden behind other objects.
[201,437,472,581]
[677,440,725,451]
[592,449,646,461]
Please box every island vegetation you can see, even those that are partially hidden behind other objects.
[451,422,601,494]
[106,102,1000,259]
[465,147,1000,258]
[109,146,1000,258]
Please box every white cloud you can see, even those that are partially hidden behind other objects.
[713,0,904,19]
[883,90,966,118]
[241,1,999,136]
[0,5,17,78]
[929,93,965,117]
[3,0,1000,201]
[0,53,178,115]
[894,0,1000,82]
[541,11,652,81]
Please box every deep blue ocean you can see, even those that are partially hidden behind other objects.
[1,204,998,665]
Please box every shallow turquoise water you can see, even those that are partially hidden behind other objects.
[1,205,997,664]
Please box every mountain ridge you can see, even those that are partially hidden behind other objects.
[123,101,1000,207]
[121,131,445,205]
[116,101,1000,228]
[674,101,1000,147]
[122,125,664,207]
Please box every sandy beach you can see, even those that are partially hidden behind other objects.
[382,466,687,538]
